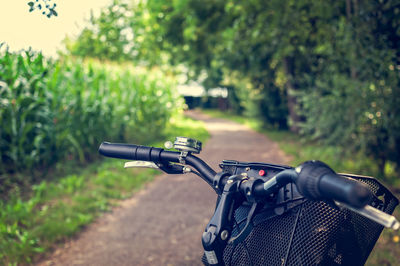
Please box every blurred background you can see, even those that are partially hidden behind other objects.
[1,0,399,264]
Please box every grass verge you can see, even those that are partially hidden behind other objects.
[203,109,400,266]
[0,114,209,265]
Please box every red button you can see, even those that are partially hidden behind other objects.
[259,170,266,176]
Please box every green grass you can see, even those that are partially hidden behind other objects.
[0,114,209,265]
[203,109,400,265]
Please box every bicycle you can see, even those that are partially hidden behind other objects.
[99,137,399,266]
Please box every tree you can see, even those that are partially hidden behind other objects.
[64,1,134,62]
[140,0,400,176]
[65,0,400,176]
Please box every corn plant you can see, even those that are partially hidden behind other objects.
[0,48,181,191]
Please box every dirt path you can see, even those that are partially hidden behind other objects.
[37,110,290,266]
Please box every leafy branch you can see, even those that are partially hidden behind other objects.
[28,0,57,18]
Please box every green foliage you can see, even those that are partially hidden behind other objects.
[0,115,209,265]
[297,1,400,175]
[139,0,296,127]
[27,0,57,18]
[132,0,400,177]
[203,109,398,183]
[63,0,400,174]
[65,0,133,61]
[0,48,181,192]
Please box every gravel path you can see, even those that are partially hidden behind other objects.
[37,110,290,266]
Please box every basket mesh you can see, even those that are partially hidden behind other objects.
[202,176,398,265]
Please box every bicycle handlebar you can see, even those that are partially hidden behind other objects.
[99,142,216,184]
[295,161,372,208]
[99,139,398,266]
[98,142,164,162]
[99,142,372,208]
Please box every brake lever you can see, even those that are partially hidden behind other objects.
[228,201,263,246]
[124,161,159,169]
[124,161,186,175]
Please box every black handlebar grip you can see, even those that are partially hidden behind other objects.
[98,142,163,162]
[296,161,373,208]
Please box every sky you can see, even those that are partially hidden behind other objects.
[0,0,112,57]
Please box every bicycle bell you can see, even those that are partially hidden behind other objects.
[166,137,202,154]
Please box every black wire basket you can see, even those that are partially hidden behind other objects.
[203,164,399,266]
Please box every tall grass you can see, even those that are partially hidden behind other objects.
[0,48,181,192]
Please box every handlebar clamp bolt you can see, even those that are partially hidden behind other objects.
[183,167,192,173]
[164,141,173,149]
[220,230,229,241]
[295,166,302,173]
